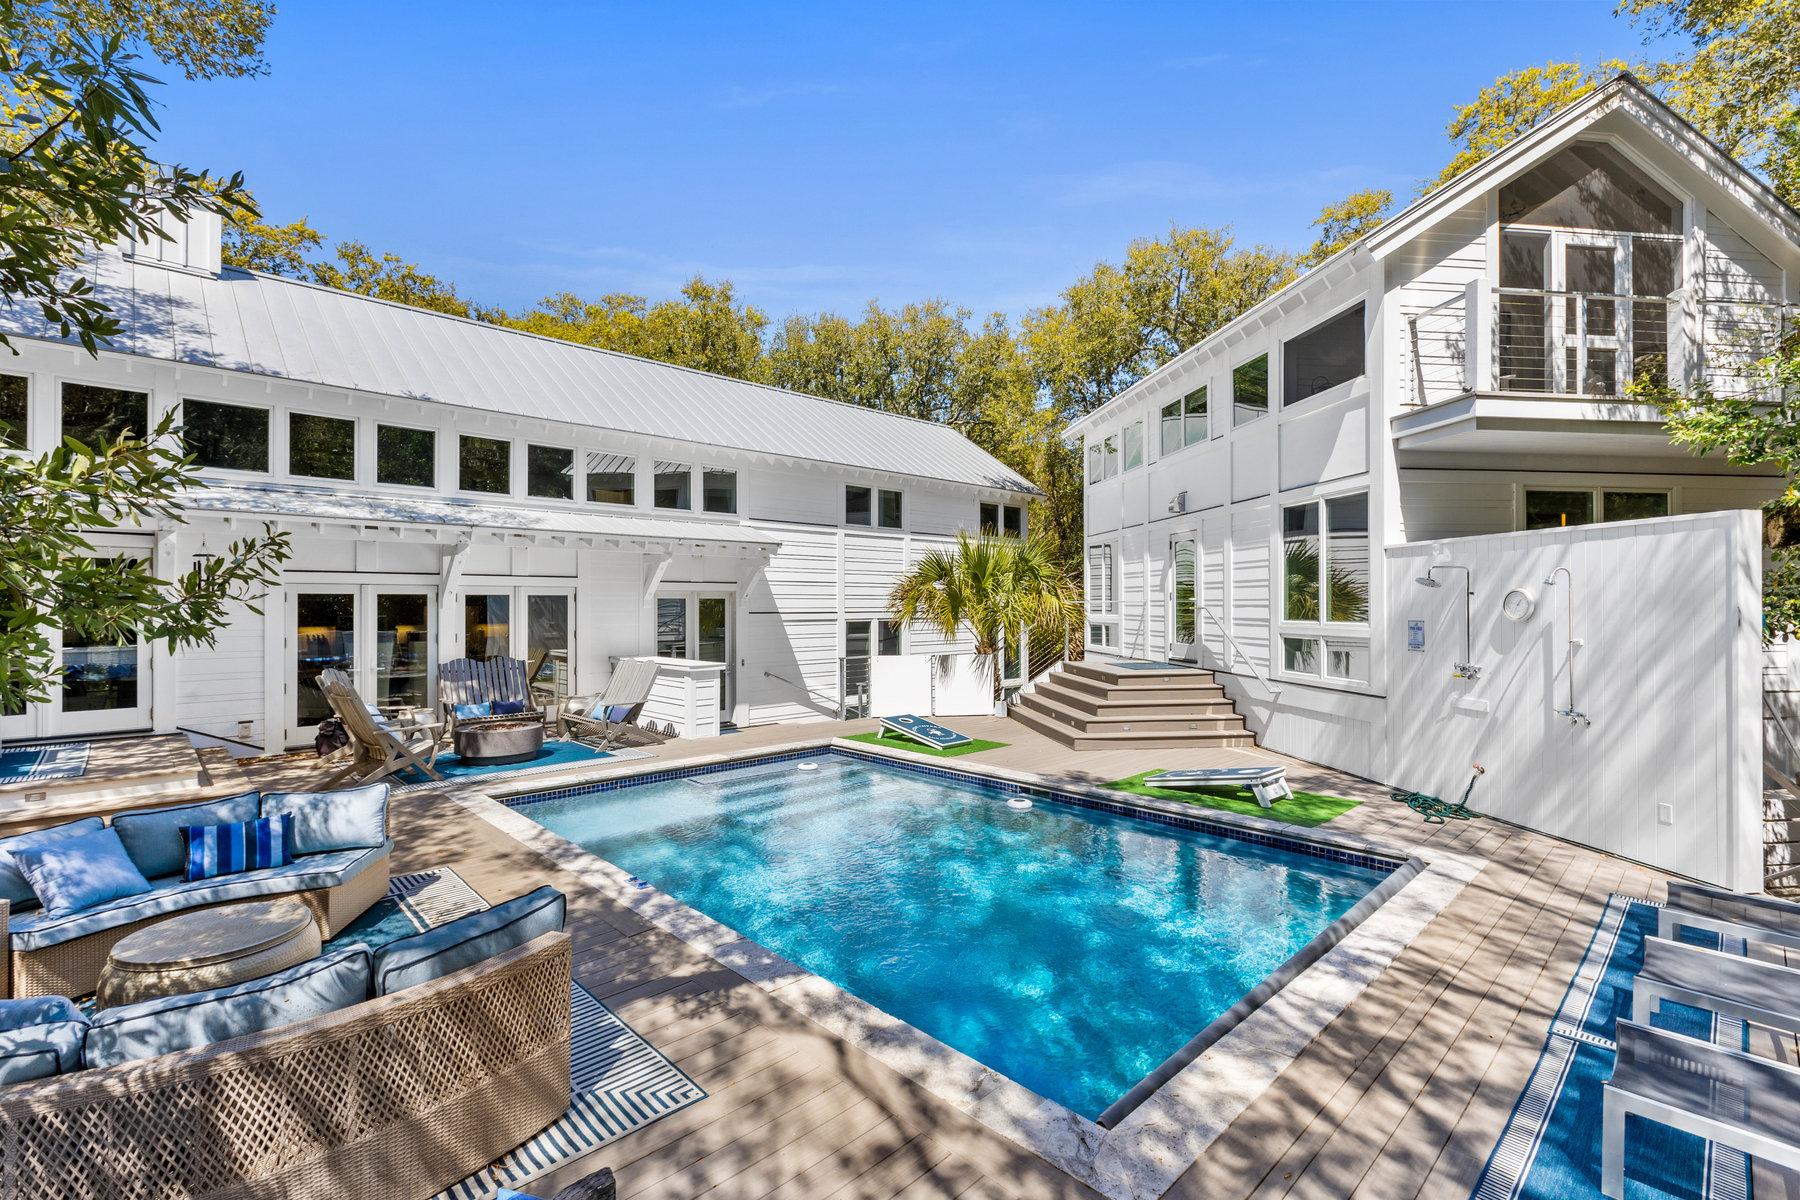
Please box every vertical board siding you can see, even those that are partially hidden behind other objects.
[175,600,264,743]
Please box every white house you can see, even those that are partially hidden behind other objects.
[0,220,1035,749]
[1064,76,1797,889]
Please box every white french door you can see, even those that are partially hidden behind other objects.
[656,591,735,723]
[459,586,576,707]
[288,585,437,746]
[56,535,155,737]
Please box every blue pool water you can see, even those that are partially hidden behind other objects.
[517,752,1390,1119]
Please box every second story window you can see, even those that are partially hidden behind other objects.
[654,461,692,510]
[1121,420,1144,471]
[703,468,737,514]
[377,424,435,488]
[527,444,574,500]
[1284,305,1365,406]
[290,412,355,480]
[878,488,902,529]
[1160,386,1208,454]
[586,452,635,505]
[63,382,149,450]
[1232,356,1269,426]
[184,399,268,473]
[0,374,23,448]
[846,485,871,526]
[981,502,1025,536]
[459,434,511,494]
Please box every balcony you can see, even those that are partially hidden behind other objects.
[1398,280,1794,457]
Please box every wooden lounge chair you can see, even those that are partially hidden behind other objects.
[560,658,661,750]
[324,678,445,784]
[1603,1020,1800,1197]
[440,656,545,733]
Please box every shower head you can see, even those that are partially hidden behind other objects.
[1415,576,1442,588]
[1542,574,1557,586]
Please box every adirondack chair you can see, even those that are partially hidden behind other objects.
[316,668,436,729]
[322,677,445,785]
[559,657,662,750]
[438,656,545,733]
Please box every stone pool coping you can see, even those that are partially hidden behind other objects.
[456,736,1483,1200]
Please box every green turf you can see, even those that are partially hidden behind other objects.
[1104,770,1361,827]
[843,731,1010,758]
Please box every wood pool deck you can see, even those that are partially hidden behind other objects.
[372,713,1732,1200]
[15,716,1786,1198]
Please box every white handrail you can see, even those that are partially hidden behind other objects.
[1197,607,1281,698]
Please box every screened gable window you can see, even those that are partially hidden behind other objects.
[0,374,25,447]
[184,400,268,472]
[586,452,635,505]
[654,461,691,510]
[1284,306,1365,405]
[1232,356,1269,426]
[1121,420,1144,472]
[459,435,511,494]
[527,444,574,499]
[290,412,356,480]
[63,383,149,450]
[703,468,737,514]
[1499,142,1680,234]
[377,424,435,488]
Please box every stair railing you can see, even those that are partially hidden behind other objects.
[1197,607,1282,699]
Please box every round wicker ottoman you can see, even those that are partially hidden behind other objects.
[96,898,322,1009]
[453,718,546,765]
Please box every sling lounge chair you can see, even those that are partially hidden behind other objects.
[1143,765,1293,808]
[1633,935,1800,1035]
[1660,880,1800,955]
[878,714,972,750]
[560,658,661,750]
[324,678,444,785]
[1602,1020,1800,1198]
[439,656,545,733]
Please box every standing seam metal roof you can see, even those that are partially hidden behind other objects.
[0,250,1037,494]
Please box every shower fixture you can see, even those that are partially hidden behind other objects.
[1542,566,1590,725]
[1418,565,1480,680]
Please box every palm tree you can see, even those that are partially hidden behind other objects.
[888,531,1083,658]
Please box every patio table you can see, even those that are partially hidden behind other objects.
[453,718,546,765]
[96,898,321,1008]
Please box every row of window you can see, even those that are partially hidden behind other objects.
[1086,303,1366,484]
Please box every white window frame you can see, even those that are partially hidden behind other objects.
[1085,542,1118,650]
[456,432,513,496]
[1121,419,1144,472]
[181,396,272,477]
[1275,488,1371,688]
[373,420,438,491]
[1516,484,1675,530]
[524,442,576,501]
[1231,354,1271,428]
[877,487,903,530]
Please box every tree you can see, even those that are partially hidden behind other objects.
[310,241,472,318]
[888,531,1083,659]
[501,277,768,380]
[1431,63,1609,191]
[1632,333,1800,641]
[1304,189,1393,266]
[220,194,325,275]
[0,0,289,707]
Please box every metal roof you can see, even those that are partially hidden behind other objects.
[1,250,1036,495]
[182,482,782,552]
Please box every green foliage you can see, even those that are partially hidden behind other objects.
[1282,540,1370,624]
[887,531,1082,658]
[0,410,291,708]
[1303,189,1393,266]
[1433,0,1798,202]
[311,241,472,318]
[500,277,768,380]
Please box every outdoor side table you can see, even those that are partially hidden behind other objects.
[96,898,321,1008]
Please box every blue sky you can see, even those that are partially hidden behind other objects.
[150,1,1667,322]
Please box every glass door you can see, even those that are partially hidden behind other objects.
[697,596,732,720]
[292,590,355,740]
[1559,239,1621,396]
[374,591,432,712]
[1169,538,1198,661]
[525,592,572,707]
[288,586,434,746]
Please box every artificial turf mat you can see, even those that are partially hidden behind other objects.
[1104,770,1361,827]
[843,731,1010,758]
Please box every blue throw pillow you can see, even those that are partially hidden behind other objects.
[0,818,104,911]
[260,783,389,856]
[605,704,634,723]
[113,790,260,881]
[371,885,565,996]
[452,701,493,720]
[183,813,296,882]
[10,826,154,918]
[492,698,527,716]
[84,944,371,1070]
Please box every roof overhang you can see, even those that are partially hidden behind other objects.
[1391,394,1694,459]
[177,484,782,557]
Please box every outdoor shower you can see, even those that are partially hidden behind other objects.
[1415,565,1481,680]
[1542,566,1590,725]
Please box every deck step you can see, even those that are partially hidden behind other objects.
[1011,659,1257,751]
[1017,694,1246,735]
[1010,702,1255,751]
[1031,677,1233,717]
[1053,671,1228,706]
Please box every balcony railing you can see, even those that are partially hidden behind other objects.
[1406,281,1794,408]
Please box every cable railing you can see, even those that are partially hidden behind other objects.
[1492,287,1675,397]
[1405,292,1469,407]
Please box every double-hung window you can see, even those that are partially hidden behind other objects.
[1279,491,1370,685]
[1085,543,1117,650]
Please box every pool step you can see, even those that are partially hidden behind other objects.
[1010,659,1257,751]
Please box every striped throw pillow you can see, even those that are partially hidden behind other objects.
[182,814,297,882]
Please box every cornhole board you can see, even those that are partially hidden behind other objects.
[878,714,973,750]
[1143,765,1292,808]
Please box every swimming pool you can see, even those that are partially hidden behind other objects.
[514,750,1393,1121]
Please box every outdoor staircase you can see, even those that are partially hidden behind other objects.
[1010,659,1257,751]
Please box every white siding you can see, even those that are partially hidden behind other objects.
[174,601,264,743]
[1701,209,1788,398]
[1386,198,1488,408]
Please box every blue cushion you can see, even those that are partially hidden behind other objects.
[371,885,565,996]
[605,705,633,724]
[10,842,390,953]
[260,783,390,856]
[11,827,154,917]
[83,944,372,1070]
[184,813,296,881]
[452,701,493,720]
[0,996,79,1033]
[0,818,104,912]
[113,790,260,880]
[0,1016,88,1084]
[492,698,527,716]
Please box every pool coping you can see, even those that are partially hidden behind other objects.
[455,736,1484,1200]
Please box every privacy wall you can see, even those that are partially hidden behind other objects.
[1384,511,1764,890]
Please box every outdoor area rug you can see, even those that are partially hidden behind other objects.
[394,740,652,791]
[1469,894,1750,1200]
[331,867,706,1200]
[0,740,89,784]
